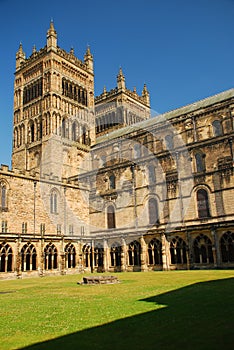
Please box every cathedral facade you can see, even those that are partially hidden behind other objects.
[0,23,234,278]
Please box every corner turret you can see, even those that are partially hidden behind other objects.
[47,20,57,52]
[84,46,93,73]
[117,67,126,91]
[142,83,150,106]
[16,43,26,70]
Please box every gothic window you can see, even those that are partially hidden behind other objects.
[110,244,122,267]
[50,190,58,214]
[195,152,205,172]
[193,234,214,264]
[220,232,234,263]
[148,198,159,225]
[165,134,174,150]
[22,222,27,234]
[128,241,141,266]
[148,239,162,265]
[109,175,116,190]
[83,245,92,268]
[212,120,223,137]
[1,184,7,210]
[65,243,76,268]
[107,205,116,229]
[62,118,66,138]
[0,243,13,272]
[94,247,104,268]
[21,243,37,271]
[197,189,210,218]
[44,243,57,270]
[170,237,187,265]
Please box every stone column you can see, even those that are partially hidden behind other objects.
[140,235,147,271]
[103,239,108,272]
[121,237,127,272]
[161,232,170,271]
[211,227,220,267]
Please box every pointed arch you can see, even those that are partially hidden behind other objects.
[0,242,13,272]
[148,238,162,265]
[220,231,234,263]
[193,234,214,264]
[170,237,187,265]
[21,243,37,271]
[44,243,58,270]
[128,240,141,266]
[65,243,76,268]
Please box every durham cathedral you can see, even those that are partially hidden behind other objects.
[0,22,233,278]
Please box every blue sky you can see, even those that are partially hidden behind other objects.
[0,0,233,166]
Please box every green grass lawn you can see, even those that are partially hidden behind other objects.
[0,270,233,350]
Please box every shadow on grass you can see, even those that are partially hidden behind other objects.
[21,277,234,350]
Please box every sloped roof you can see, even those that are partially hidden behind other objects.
[95,88,234,145]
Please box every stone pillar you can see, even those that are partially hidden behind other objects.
[121,238,127,272]
[140,235,147,271]
[186,230,192,270]
[211,227,220,267]
[103,239,108,272]
[161,232,170,271]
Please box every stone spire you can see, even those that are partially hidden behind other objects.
[47,20,57,52]
[16,42,26,70]
[84,45,93,73]
[117,67,125,91]
[142,83,150,106]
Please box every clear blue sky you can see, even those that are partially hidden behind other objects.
[0,0,233,166]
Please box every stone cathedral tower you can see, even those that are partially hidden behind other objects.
[12,21,95,178]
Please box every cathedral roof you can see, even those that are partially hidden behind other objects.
[95,87,234,145]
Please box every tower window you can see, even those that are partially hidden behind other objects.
[212,120,223,137]
[197,189,210,218]
[50,191,58,214]
[107,205,116,229]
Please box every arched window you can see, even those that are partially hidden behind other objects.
[170,237,187,265]
[165,134,174,150]
[110,244,122,267]
[195,152,205,172]
[148,239,162,265]
[21,243,37,271]
[109,175,116,190]
[0,243,13,272]
[83,245,92,268]
[128,241,141,266]
[148,198,159,225]
[94,246,104,268]
[212,120,223,137]
[220,232,234,263]
[30,122,35,143]
[50,190,58,214]
[197,189,210,218]
[65,243,76,268]
[62,118,66,138]
[107,205,116,229]
[44,243,57,270]
[193,234,214,264]
[1,184,7,210]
